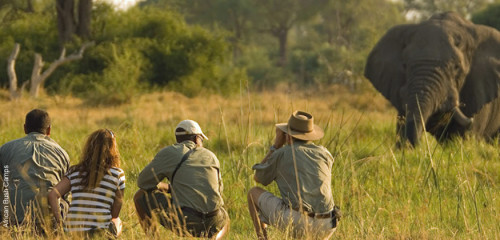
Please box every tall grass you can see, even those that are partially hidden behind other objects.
[0,85,498,239]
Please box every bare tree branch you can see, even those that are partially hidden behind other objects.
[30,42,94,97]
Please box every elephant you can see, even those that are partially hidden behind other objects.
[364,12,500,146]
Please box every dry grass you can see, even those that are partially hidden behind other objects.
[0,84,498,239]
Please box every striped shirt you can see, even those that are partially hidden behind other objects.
[64,167,125,232]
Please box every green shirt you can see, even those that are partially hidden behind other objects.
[137,141,224,213]
[253,142,335,213]
[0,132,70,224]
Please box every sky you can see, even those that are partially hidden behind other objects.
[100,0,142,10]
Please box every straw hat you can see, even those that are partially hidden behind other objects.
[276,111,324,141]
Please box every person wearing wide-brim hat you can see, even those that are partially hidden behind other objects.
[247,111,340,240]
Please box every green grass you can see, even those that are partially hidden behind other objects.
[0,87,499,239]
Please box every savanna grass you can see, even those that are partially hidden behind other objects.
[0,85,498,239]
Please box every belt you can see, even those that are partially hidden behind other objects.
[292,207,334,219]
[180,206,220,219]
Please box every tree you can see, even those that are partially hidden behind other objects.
[169,0,255,63]
[29,42,92,97]
[56,0,75,45]
[7,43,22,99]
[252,0,327,67]
[472,3,500,30]
[56,0,92,46]
[76,0,92,39]
[403,0,492,20]
[285,0,404,88]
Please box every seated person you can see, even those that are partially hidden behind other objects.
[48,129,125,237]
[134,120,229,239]
[0,109,70,228]
[248,111,340,240]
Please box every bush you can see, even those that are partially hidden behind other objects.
[59,42,146,106]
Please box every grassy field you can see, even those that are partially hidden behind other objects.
[0,85,499,239]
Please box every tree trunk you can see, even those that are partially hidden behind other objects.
[7,43,21,100]
[29,42,93,98]
[30,53,44,97]
[26,0,34,12]
[275,28,288,67]
[56,0,76,46]
[77,0,92,39]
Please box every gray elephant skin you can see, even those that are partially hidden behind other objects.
[364,12,500,146]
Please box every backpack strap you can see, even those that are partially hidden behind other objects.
[170,148,195,184]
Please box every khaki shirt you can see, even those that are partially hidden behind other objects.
[0,132,70,223]
[253,142,335,213]
[137,141,224,213]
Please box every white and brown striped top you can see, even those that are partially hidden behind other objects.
[64,167,125,232]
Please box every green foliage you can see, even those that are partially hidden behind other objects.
[0,10,59,88]
[0,1,241,102]
[86,43,146,105]
[472,3,500,30]
[403,0,492,21]
[238,46,293,89]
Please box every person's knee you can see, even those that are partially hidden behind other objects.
[248,187,266,204]
[134,190,146,212]
[134,190,145,202]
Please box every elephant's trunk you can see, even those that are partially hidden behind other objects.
[404,85,435,146]
[405,118,423,146]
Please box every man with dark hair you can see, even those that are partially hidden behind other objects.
[24,109,51,134]
[247,111,340,240]
[0,109,70,226]
[134,120,229,239]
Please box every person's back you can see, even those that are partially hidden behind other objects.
[48,129,125,237]
[64,166,125,232]
[134,120,229,239]
[262,142,334,213]
[0,109,69,225]
[248,111,339,240]
[151,142,223,213]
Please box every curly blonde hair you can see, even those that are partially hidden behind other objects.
[72,129,121,190]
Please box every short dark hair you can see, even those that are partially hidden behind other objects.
[175,128,197,143]
[25,109,51,134]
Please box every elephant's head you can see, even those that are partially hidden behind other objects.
[364,12,500,146]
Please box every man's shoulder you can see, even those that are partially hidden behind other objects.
[156,144,180,155]
[0,136,31,155]
[194,147,218,159]
[1,135,28,147]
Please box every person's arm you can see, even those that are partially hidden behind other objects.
[48,177,71,224]
[111,189,124,218]
[137,151,169,191]
[260,127,286,164]
[111,189,124,237]
[253,128,286,184]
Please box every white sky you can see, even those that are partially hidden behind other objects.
[99,0,142,10]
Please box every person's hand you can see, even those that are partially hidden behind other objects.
[111,217,123,237]
[195,135,204,147]
[274,127,286,149]
[157,182,171,193]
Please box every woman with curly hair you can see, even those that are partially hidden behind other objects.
[48,129,125,237]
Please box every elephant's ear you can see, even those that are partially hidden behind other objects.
[364,25,413,114]
[461,27,500,116]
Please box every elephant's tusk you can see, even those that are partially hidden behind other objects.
[452,106,473,127]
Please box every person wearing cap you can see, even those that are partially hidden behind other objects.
[247,111,339,240]
[0,109,70,227]
[133,120,229,239]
